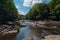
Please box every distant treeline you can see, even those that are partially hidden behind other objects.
[26,0,60,21]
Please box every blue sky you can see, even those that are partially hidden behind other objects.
[14,0,51,15]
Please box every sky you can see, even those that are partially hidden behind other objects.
[14,0,51,15]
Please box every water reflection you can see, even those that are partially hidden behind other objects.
[16,26,32,40]
[16,26,52,40]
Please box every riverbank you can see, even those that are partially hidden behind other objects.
[44,35,60,40]
[0,30,17,40]
[22,35,60,40]
[19,20,60,40]
[0,20,60,40]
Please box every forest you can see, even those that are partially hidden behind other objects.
[0,0,23,25]
[26,0,60,21]
[0,0,60,25]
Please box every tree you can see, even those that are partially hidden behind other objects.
[26,0,60,21]
[49,0,60,21]
[52,4,60,21]
[26,3,50,20]
[0,0,18,24]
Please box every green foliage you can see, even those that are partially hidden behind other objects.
[0,0,18,24]
[26,0,60,21]
[18,14,25,20]
[26,3,50,20]
[14,24,20,30]
[49,0,60,21]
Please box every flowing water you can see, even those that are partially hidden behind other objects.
[16,20,52,40]
[16,26,52,40]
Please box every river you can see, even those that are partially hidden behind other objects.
[16,26,31,40]
[16,26,43,40]
[16,26,52,40]
[16,20,53,40]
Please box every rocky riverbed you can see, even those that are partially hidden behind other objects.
[0,20,60,40]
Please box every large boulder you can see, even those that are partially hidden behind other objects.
[0,30,17,40]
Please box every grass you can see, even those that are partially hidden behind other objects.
[14,25,20,30]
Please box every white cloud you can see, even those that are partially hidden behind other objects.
[16,5,19,9]
[32,0,42,5]
[15,5,27,15]
[18,10,26,15]
[23,0,43,7]
[23,0,32,7]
